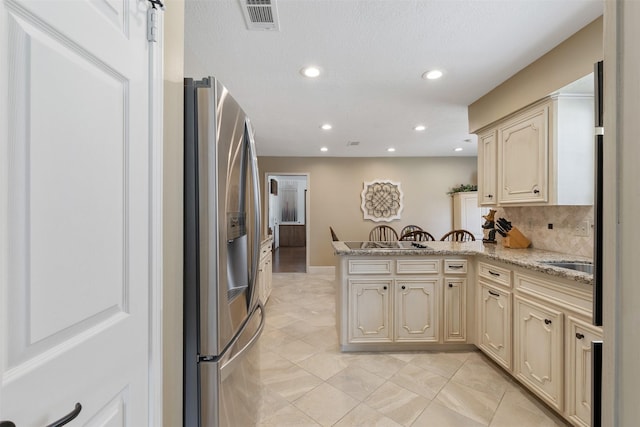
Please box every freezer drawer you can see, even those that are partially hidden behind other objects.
[200,304,264,427]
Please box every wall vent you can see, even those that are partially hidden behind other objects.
[240,0,280,31]
[347,141,360,146]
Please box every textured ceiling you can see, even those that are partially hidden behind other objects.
[184,0,603,157]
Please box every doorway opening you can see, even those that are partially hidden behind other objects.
[266,173,309,273]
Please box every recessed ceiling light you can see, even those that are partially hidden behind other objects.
[422,70,443,80]
[300,66,321,78]
[414,125,427,131]
[320,147,328,152]
[320,123,332,130]
[387,147,396,152]
[454,147,463,152]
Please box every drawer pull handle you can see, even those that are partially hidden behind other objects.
[401,285,406,290]
[46,403,82,427]
[533,189,540,194]
[544,319,552,325]
[576,333,585,340]
[488,290,500,297]
[449,265,464,269]
[488,270,500,276]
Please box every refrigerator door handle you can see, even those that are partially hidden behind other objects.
[246,119,262,310]
[220,304,265,375]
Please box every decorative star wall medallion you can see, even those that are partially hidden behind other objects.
[361,180,403,222]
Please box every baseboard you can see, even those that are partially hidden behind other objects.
[307,266,335,276]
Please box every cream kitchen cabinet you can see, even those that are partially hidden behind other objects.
[566,316,602,427]
[452,191,488,239]
[478,130,498,206]
[348,279,393,343]
[477,261,512,370]
[478,281,512,371]
[476,94,593,206]
[513,269,600,425]
[394,278,439,342]
[337,256,474,351]
[514,295,564,411]
[444,277,467,342]
[443,259,468,342]
[498,103,549,204]
[258,238,273,305]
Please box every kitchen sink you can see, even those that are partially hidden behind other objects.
[540,260,593,274]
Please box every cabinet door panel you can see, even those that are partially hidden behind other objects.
[478,282,512,370]
[348,280,392,343]
[395,279,439,342]
[514,296,563,410]
[478,130,498,205]
[567,317,602,427]
[499,105,549,204]
[444,278,466,342]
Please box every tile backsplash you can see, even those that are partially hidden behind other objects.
[492,205,594,258]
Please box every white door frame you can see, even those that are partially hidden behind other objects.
[264,172,310,272]
[148,6,164,427]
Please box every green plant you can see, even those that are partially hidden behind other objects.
[447,184,478,195]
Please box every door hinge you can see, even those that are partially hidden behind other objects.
[147,6,161,42]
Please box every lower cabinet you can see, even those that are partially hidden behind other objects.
[443,278,467,342]
[348,280,393,343]
[348,278,441,344]
[258,239,273,305]
[478,281,512,370]
[566,316,602,427]
[395,279,439,342]
[514,295,564,411]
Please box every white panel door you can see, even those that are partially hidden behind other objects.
[0,0,153,425]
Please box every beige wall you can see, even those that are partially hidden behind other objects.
[468,16,603,133]
[163,0,184,425]
[258,157,478,267]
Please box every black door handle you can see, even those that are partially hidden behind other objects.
[544,319,552,325]
[46,403,82,427]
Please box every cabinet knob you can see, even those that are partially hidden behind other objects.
[401,285,406,290]
[576,333,585,340]
[544,319,552,325]
[383,286,387,290]
[487,194,493,198]
[448,283,453,288]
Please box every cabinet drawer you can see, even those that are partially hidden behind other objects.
[396,259,440,274]
[444,259,467,274]
[478,262,512,287]
[514,273,592,318]
[348,259,393,275]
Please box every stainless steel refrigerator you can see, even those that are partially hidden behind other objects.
[183,77,264,427]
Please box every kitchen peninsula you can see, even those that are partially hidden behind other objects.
[333,240,598,425]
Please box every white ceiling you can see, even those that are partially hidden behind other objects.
[184,0,603,158]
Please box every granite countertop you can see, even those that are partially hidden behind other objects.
[332,241,593,285]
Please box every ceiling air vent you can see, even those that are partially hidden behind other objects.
[347,141,360,147]
[240,0,280,31]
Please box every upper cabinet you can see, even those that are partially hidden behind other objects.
[478,130,497,206]
[498,102,549,204]
[476,91,594,207]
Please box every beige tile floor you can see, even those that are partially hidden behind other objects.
[255,273,569,426]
